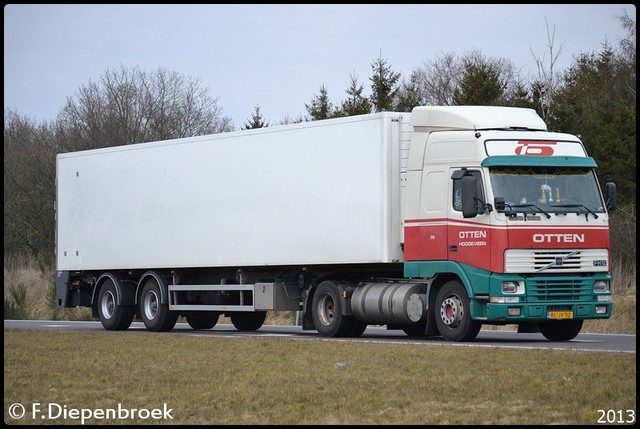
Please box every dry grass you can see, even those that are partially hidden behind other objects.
[3,329,636,425]
[3,256,636,425]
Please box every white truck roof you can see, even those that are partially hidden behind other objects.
[410,105,547,132]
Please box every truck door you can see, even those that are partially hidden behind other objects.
[447,169,492,271]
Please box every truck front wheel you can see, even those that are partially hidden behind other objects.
[538,320,583,341]
[97,278,134,331]
[139,277,178,332]
[434,280,481,342]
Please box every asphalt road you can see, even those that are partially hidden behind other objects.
[4,320,635,354]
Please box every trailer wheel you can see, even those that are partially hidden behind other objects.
[139,277,178,332]
[186,312,220,330]
[312,281,359,338]
[230,311,266,331]
[538,320,583,341]
[97,279,134,331]
[434,280,481,342]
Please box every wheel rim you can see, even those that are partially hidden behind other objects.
[101,290,115,319]
[316,293,336,327]
[440,295,462,328]
[143,289,159,321]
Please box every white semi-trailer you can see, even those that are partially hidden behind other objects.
[55,106,616,341]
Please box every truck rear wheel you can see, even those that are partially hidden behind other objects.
[312,280,360,338]
[97,278,134,331]
[186,312,220,330]
[230,311,266,331]
[538,319,583,341]
[434,280,481,342]
[348,320,368,337]
[402,320,428,337]
[139,277,178,332]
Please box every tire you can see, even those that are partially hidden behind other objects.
[402,320,428,337]
[348,319,368,337]
[434,280,481,342]
[538,319,583,341]
[97,278,134,331]
[139,277,178,332]
[311,281,358,338]
[230,311,266,331]
[186,312,220,330]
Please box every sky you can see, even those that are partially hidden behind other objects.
[4,4,636,129]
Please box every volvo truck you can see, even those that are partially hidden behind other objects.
[55,106,616,341]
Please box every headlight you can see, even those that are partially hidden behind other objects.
[593,280,610,293]
[501,281,523,294]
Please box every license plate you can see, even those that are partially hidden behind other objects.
[547,311,573,319]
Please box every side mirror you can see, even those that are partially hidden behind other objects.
[461,175,478,218]
[605,182,617,211]
[494,197,506,211]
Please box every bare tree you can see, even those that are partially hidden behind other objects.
[530,16,565,120]
[411,51,460,106]
[617,9,636,101]
[143,67,233,139]
[4,110,58,268]
[57,65,233,152]
[394,71,423,112]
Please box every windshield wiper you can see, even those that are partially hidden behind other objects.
[550,204,599,220]
[506,203,551,219]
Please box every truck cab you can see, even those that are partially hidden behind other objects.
[402,106,615,341]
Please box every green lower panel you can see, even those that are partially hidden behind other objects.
[484,302,612,322]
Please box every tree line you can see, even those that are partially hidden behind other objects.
[4,11,635,269]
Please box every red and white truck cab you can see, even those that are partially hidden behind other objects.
[403,106,615,341]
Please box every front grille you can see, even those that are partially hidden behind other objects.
[505,249,608,273]
[528,277,592,301]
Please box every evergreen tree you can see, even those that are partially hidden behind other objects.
[452,60,505,106]
[242,105,269,129]
[505,79,535,109]
[549,46,635,204]
[335,73,372,117]
[369,53,401,112]
[305,84,334,120]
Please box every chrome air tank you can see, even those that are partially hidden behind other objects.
[351,282,426,325]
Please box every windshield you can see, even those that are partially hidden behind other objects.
[489,166,606,215]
